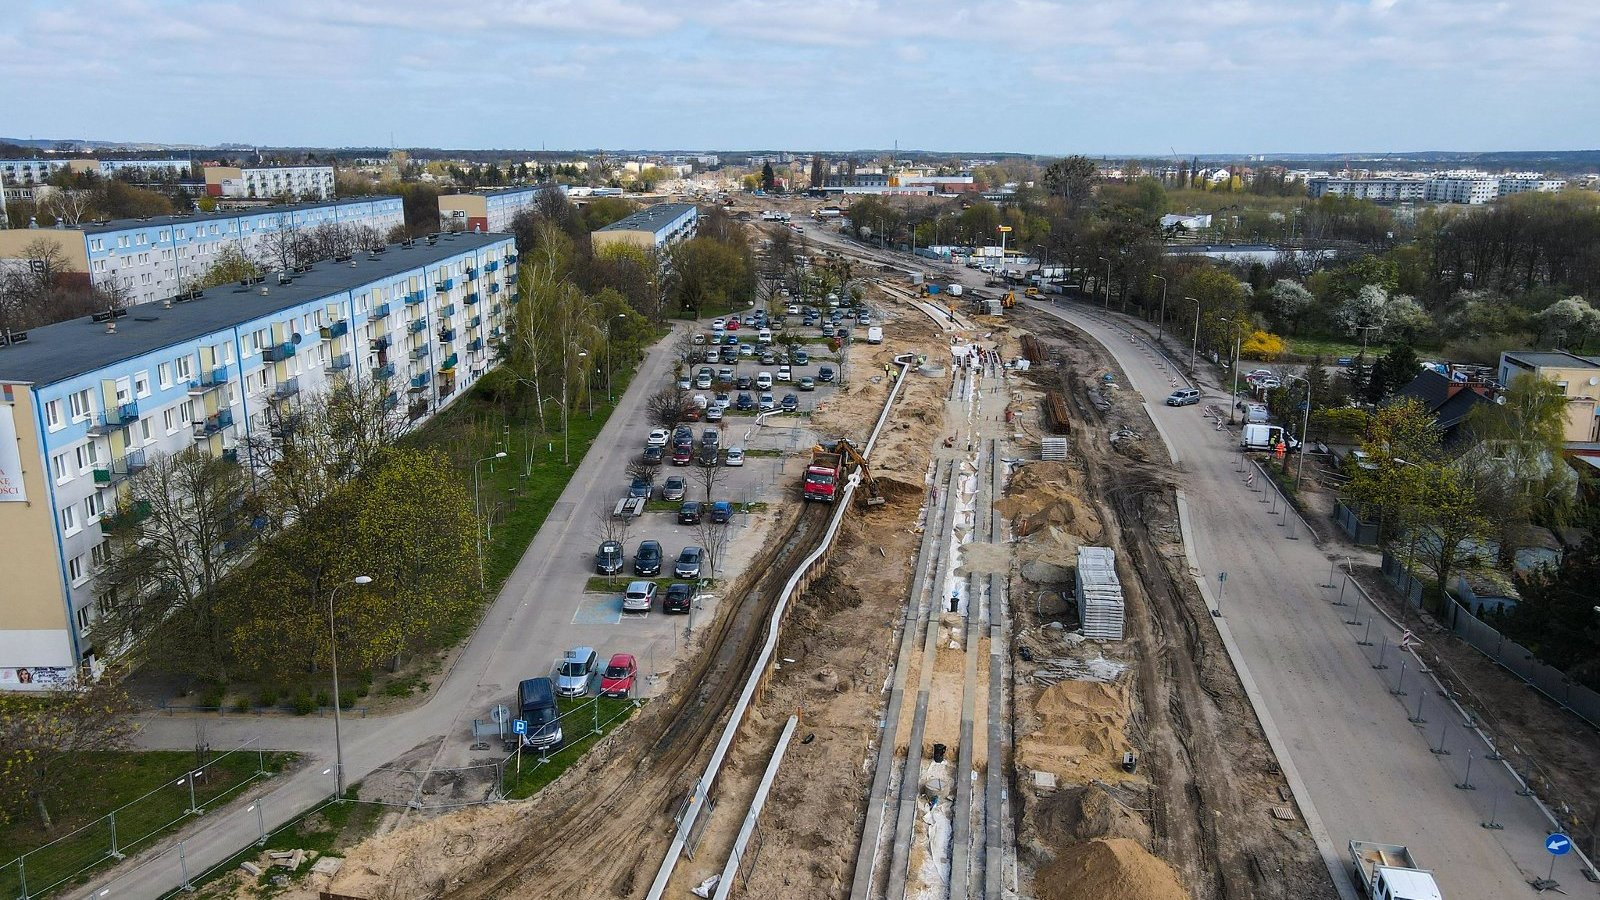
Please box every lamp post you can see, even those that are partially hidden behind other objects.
[327,575,372,798]
[1283,374,1313,486]
[1185,297,1200,372]
[1098,256,1111,308]
[474,452,507,590]
[1221,317,1243,425]
[605,313,626,403]
[1151,274,1168,341]
[558,346,587,464]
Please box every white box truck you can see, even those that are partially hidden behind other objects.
[1349,841,1443,900]
[866,326,883,344]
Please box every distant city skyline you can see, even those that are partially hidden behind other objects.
[5,0,1597,155]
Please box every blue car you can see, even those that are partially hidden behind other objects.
[709,500,734,524]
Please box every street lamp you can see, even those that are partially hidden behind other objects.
[558,347,587,464]
[1098,256,1111,308]
[327,575,372,798]
[605,313,626,403]
[474,452,508,590]
[1221,317,1243,425]
[1284,373,1313,486]
[1185,297,1200,372]
[1150,274,1168,341]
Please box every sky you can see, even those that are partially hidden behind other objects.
[4,0,1598,155]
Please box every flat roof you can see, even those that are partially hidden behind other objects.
[0,232,508,387]
[440,186,543,199]
[594,202,698,235]
[35,196,402,236]
[1502,349,1600,370]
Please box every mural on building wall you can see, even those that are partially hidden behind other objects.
[0,404,29,502]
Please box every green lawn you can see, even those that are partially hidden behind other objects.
[1283,336,1384,360]
[501,697,639,798]
[181,786,384,898]
[0,749,293,898]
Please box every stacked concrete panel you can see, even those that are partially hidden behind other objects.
[1075,545,1125,641]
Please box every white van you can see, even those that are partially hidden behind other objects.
[866,326,884,345]
[757,328,773,345]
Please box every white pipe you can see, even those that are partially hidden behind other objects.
[645,353,915,900]
[713,715,800,900]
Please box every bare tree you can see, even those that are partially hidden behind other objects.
[646,384,695,431]
[627,457,662,487]
[43,188,96,226]
[691,453,725,503]
[695,514,733,578]
[257,214,314,272]
[0,677,136,829]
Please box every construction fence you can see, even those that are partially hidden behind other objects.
[1380,552,1600,730]
[0,738,274,900]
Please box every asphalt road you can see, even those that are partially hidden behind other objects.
[84,318,842,898]
[1023,296,1595,899]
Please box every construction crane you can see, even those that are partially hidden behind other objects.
[813,439,887,507]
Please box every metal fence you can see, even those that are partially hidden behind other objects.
[1381,552,1600,729]
[0,738,272,900]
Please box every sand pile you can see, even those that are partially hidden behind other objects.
[993,462,1102,539]
[1023,785,1152,859]
[1035,838,1189,900]
[1016,679,1137,786]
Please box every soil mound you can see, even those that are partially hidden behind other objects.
[994,461,1102,539]
[1022,785,1151,862]
[1016,679,1136,786]
[1035,838,1188,900]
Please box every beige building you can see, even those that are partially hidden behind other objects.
[1498,350,1600,443]
[437,186,540,234]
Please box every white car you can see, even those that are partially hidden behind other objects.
[725,446,745,466]
[646,428,669,448]
[622,580,657,613]
[756,371,773,390]
[787,304,801,315]
[776,365,792,382]
[676,375,691,390]
[711,318,727,330]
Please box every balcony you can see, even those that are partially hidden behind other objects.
[438,328,456,343]
[408,399,429,421]
[465,292,480,306]
[467,338,484,353]
[110,400,139,424]
[408,318,427,334]
[485,259,499,272]
[370,336,391,351]
[100,499,152,535]
[489,282,501,294]
[202,365,228,387]
[93,449,147,485]
[269,414,301,440]
[382,391,399,411]
[326,353,352,373]
[221,448,239,463]
[376,362,396,380]
[271,376,300,400]
[409,372,431,391]
[465,266,477,279]
[505,253,518,264]
[434,278,453,293]
[440,353,458,371]
[468,314,481,329]
[320,320,349,340]
[405,290,425,306]
[410,346,430,362]
[262,342,296,362]
[371,302,391,320]
[437,303,455,318]
[192,408,234,438]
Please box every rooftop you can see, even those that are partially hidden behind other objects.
[440,186,544,199]
[1502,349,1600,370]
[6,196,402,237]
[594,202,698,235]
[0,232,509,388]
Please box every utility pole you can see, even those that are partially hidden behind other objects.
[1151,274,1168,342]
[1186,297,1200,373]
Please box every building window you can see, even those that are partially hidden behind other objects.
[90,541,110,568]
[69,555,87,585]
[134,372,150,398]
[61,505,79,535]
[76,602,93,634]
[74,442,98,474]
[68,389,94,422]
[84,491,103,522]
[45,399,63,431]
[115,377,132,405]
[175,355,193,381]
[53,451,72,484]
[158,363,173,388]
[139,418,154,444]
[164,408,180,434]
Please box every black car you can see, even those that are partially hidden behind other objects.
[641,445,664,464]
[663,582,694,614]
[634,540,662,576]
[628,477,652,499]
[595,540,624,575]
[780,393,799,412]
[736,375,753,390]
[791,349,810,365]
[818,366,835,382]
[677,501,703,525]
[735,392,754,411]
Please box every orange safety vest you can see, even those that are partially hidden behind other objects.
[1274,441,1287,457]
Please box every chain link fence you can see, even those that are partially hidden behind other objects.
[0,738,273,899]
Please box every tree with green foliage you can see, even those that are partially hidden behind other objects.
[196,242,263,288]
[1043,155,1097,208]
[760,162,776,192]
[0,677,135,829]
[1504,539,1600,688]
[666,236,754,317]
[1461,373,1579,567]
[1365,344,1418,403]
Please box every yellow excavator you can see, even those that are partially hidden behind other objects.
[1001,290,1016,309]
[813,439,887,507]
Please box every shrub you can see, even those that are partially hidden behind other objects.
[1240,330,1286,360]
[292,691,316,716]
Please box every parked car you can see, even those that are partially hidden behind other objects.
[705,348,721,365]
[599,653,638,697]
[711,318,727,330]
[517,677,562,749]
[628,477,652,499]
[702,429,720,447]
[663,582,695,614]
[714,391,731,409]
[776,365,792,382]
[717,368,734,385]
[736,375,753,390]
[634,540,662,576]
[641,445,664,464]
[759,350,779,366]
[695,371,713,389]
[661,476,687,501]
[724,334,739,346]
[621,580,657,613]
[818,366,835,382]
[792,349,810,365]
[646,428,669,447]
[821,324,835,337]
[798,376,816,391]
[555,647,597,696]
[710,500,734,524]
[756,371,773,390]
[676,375,691,390]
[1165,388,1202,407]
[735,392,754,411]
[758,392,776,412]
[595,540,624,575]
[726,446,745,466]
[672,443,694,464]
[677,500,703,525]
[781,393,799,412]
[787,304,801,315]
[739,344,755,358]
[675,546,704,578]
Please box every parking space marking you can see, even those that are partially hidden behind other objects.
[573,594,624,625]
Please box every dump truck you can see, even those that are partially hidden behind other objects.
[803,447,845,503]
[1349,841,1443,900]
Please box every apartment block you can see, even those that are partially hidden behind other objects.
[204,165,335,200]
[1497,176,1568,195]
[0,232,518,687]
[1425,176,1501,205]
[589,202,699,252]
[1307,176,1428,203]
[0,196,404,306]
[438,186,541,234]
[1498,350,1600,443]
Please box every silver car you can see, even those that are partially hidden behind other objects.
[555,647,597,696]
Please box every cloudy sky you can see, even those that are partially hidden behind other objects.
[4,0,1596,154]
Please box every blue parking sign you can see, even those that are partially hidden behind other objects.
[512,718,527,736]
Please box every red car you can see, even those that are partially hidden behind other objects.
[599,653,638,698]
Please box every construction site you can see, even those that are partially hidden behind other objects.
[192,228,1339,900]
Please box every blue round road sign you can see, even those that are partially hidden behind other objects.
[1545,833,1572,855]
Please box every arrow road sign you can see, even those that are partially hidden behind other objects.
[1545,833,1572,855]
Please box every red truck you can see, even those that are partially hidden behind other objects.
[803,448,844,502]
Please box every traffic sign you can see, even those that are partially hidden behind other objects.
[511,718,528,736]
[1545,833,1572,855]
[996,225,1012,232]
